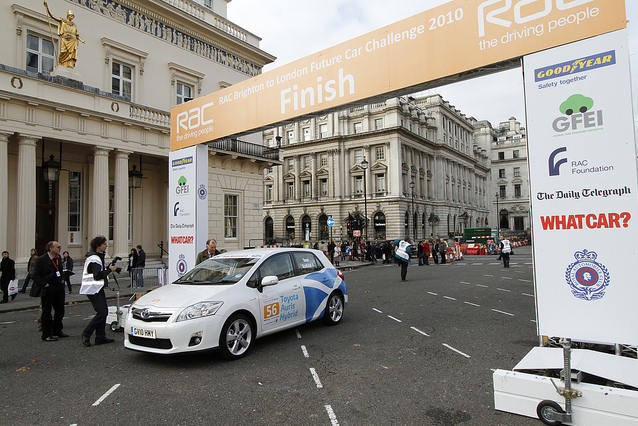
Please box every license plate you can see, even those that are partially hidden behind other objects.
[131,327,156,339]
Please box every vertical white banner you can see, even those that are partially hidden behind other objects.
[524,29,638,344]
[168,145,208,284]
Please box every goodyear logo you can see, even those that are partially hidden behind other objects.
[172,156,193,167]
[535,50,616,82]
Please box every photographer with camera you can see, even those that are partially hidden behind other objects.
[79,235,121,347]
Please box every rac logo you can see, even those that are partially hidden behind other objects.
[478,0,595,37]
[176,101,214,133]
[548,147,567,176]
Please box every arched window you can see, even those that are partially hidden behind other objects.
[286,216,295,240]
[264,217,274,244]
[374,212,386,240]
[499,210,510,229]
[302,215,312,241]
[318,214,329,240]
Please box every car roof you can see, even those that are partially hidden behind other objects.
[214,247,323,258]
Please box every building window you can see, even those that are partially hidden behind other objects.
[287,130,295,144]
[203,0,212,8]
[514,184,522,197]
[354,176,363,193]
[376,174,385,192]
[26,34,54,74]
[320,179,328,196]
[224,194,238,238]
[513,167,521,177]
[266,185,273,201]
[303,181,311,197]
[287,182,294,198]
[375,146,385,160]
[319,123,328,138]
[499,169,506,178]
[288,159,294,171]
[498,151,505,160]
[375,118,384,130]
[303,156,310,169]
[514,216,524,230]
[513,150,520,158]
[302,127,310,141]
[354,149,363,165]
[68,171,82,233]
[354,122,362,133]
[320,153,328,167]
[499,185,507,198]
[112,61,132,99]
[176,82,193,105]
[108,184,115,241]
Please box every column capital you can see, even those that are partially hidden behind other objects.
[94,146,113,155]
[18,135,39,146]
[115,149,133,159]
[0,132,13,143]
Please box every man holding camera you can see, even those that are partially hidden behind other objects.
[79,235,121,347]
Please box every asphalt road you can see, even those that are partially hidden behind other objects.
[1,247,541,426]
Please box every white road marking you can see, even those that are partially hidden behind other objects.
[295,330,302,339]
[372,308,383,313]
[427,291,438,296]
[501,276,512,280]
[531,319,537,323]
[464,301,481,307]
[492,309,515,316]
[310,368,323,388]
[484,274,493,277]
[518,279,532,282]
[476,284,488,288]
[0,321,15,324]
[496,288,511,292]
[411,326,430,337]
[522,293,535,297]
[388,315,402,323]
[443,296,457,301]
[443,343,471,358]
[325,404,339,426]
[92,384,120,407]
[459,281,471,284]
[301,345,309,358]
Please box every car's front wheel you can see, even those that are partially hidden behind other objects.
[323,292,344,325]
[219,313,253,360]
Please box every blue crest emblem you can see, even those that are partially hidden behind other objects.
[565,249,610,301]
[176,254,188,277]
[198,184,207,200]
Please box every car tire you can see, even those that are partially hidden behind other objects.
[219,313,253,360]
[536,400,564,425]
[322,292,344,326]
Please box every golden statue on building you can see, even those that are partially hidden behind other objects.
[44,1,85,68]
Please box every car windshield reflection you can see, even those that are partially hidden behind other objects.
[174,257,259,285]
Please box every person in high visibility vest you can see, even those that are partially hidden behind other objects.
[394,239,412,281]
[500,236,513,268]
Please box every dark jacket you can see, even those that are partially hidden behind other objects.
[30,253,64,297]
[136,249,146,268]
[127,252,138,271]
[0,257,16,283]
[62,256,74,277]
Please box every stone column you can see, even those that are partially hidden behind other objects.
[113,150,132,258]
[90,146,111,242]
[0,133,9,252]
[15,136,38,264]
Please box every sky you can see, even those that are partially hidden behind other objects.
[228,0,638,128]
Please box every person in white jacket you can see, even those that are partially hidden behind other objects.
[393,239,412,281]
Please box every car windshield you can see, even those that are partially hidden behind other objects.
[174,257,259,285]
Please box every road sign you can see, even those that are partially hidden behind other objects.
[327,218,335,227]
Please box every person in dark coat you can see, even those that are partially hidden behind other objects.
[62,251,74,293]
[31,241,68,341]
[136,245,146,267]
[127,248,138,276]
[19,248,38,293]
[1,251,16,303]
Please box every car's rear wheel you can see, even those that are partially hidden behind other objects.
[219,313,253,360]
[323,292,344,325]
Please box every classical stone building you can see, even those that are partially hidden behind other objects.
[1,0,275,270]
[262,95,491,245]
[474,117,531,235]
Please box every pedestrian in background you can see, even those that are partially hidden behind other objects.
[31,241,68,341]
[423,240,431,265]
[135,244,146,287]
[500,236,512,268]
[80,235,119,346]
[1,251,16,303]
[19,248,38,293]
[393,238,411,281]
[417,241,424,266]
[62,251,74,294]
[439,238,448,264]
[432,240,439,264]
[127,247,138,276]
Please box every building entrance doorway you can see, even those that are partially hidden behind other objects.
[36,167,57,254]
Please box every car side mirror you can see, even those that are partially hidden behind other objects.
[261,275,278,287]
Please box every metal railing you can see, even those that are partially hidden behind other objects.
[208,139,280,160]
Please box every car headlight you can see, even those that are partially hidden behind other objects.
[176,301,224,322]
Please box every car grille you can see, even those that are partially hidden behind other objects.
[131,308,172,322]
[128,335,173,349]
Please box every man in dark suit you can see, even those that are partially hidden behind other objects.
[31,241,68,341]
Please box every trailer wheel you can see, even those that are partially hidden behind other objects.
[537,400,564,425]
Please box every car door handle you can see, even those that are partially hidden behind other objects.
[293,285,301,290]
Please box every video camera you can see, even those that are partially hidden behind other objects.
[110,256,122,266]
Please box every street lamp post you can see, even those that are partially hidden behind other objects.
[361,158,369,241]
[495,192,500,238]
[410,180,416,240]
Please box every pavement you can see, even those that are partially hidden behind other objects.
[0,258,378,314]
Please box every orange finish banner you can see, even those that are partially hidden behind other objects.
[171,0,626,150]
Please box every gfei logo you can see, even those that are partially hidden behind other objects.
[478,0,595,37]
[176,176,189,195]
[552,94,603,133]
[176,102,214,133]
[549,147,567,176]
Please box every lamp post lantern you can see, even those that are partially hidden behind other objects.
[361,158,369,241]
[409,180,416,240]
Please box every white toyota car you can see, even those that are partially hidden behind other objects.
[124,248,347,359]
